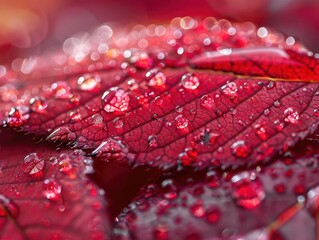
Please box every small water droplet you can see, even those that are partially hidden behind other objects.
[200,95,214,110]
[102,87,130,112]
[77,74,101,91]
[190,201,205,218]
[231,140,251,158]
[22,153,45,176]
[6,106,30,127]
[46,127,77,142]
[148,135,158,147]
[69,111,82,122]
[175,115,189,130]
[42,178,62,200]
[206,207,221,224]
[30,97,48,113]
[146,69,166,88]
[58,154,73,175]
[284,107,299,124]
[51,81,71,99]
[0,194,19,218]
[113,117,124,129]
[221,82,237,97]
[273,100,281,108]
[263,109,270,116]
[181,73,200,90]
[266,82,276,89]
[231,172,265,209]
[254,124,268,140]
[179,147,198,166]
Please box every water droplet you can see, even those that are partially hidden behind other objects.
[91,137,130,162]
[153,224,169,240]
[175,115,189,130]
[131,51,153,69]
[206,207,221,224]
[266,82,276,89]
[58,154,73,175]
[231,140,252,158]
[254,124,268,140]
[51,81,71,99]
[22,153,45,176]
[0,194,19,218]
[77,74,101,91]
[46,127,77,142]
[6,106,30,127]
[146,69,166,87]
[190,201,205,218]
[200,95,214,110]
[284,107,299,124]
[179,147,198,166]
[148,135,158,147]
[30,97,48,113]
[42,178,62,200]
[263,109,270,116]
[181,73,200,90]
[273,100,281,108]
[221,82,237,97]
[231,172,265,209]
[113,117,124,128]
[200,130,220,145]
[102,87,130,112]
[69,111,82,122]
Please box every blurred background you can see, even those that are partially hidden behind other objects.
[0,0,318,63]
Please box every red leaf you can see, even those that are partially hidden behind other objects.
[0,129,110,239]
[113,139,319,239]
[1,20,319,170]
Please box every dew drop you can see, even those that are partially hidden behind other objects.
[221,82,237,97]
[231,172,265,209]
[273,100,281,108]
[175,115,189,130]
[179,147,198,166]
[263,109,270,116]
[0,194,19,219]
[148,135,158,147]
[42,178,62,200]
[30,97,48,113]
[254,124,268,140]
[91,137,130,162]
[266,81,276,89]
[200,95,214,110]
[77,74,101,91]
[51,81,71,99]
[284,107,299,124]
[22,153,45,176]
[102,87,130,112]
[231,140,252,158]
[181,73,200,90]
[206,207,221,224]
[190,201,205,218]
[146,69,166,88]
[58,154,73,175]
[113,117,124,129]
[6,106,30,127]
[46,127,77,142]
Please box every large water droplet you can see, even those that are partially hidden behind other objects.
[46,127,77,142]
[0,194,19,218]
[175,115,189,130]
[77,74,101,91]
[30,97,48,113]
[231,140,252,158]
[42,178,62,200]
[51,81,71,99]
[102,87,130,112]
[200,95,214,110]
[221,82,237,97]
[231,172,265,209]
[284,107,299,124]
[6,106,30,127]
[146,69,166,88]
[181,73,200,90]
[91,137,130,162]
[22,153,45,176]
